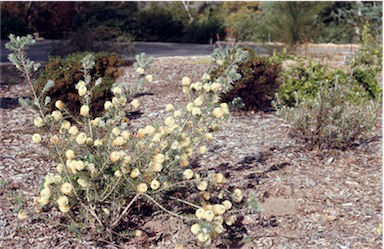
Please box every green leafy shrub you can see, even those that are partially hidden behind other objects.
[274,83,379,149]
[35,52,126,116]
[8,35,257,246]
[210,47,281,111]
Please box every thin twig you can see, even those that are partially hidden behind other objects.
[111,194,140,228]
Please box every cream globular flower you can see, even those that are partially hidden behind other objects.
[59,205,70,213]
[51,110,63,121]
[94,139,103,146]
[136,67,145,75]
[154,153,165,164]
[121,130,131,140]
[38,196,50,206]
[32,133,42,144]
[78,85,87,96]
[197,181,208,191]
[222,200,232,210]
[61,182,73,195]
[182,76,191,86]
[112,127,121,136]
[17,210,28,220]
[137,183,148,193]
[76,132,87,145]
[136,128,146,139]
[212,107,224,118]
[150,179,160,190]
[55,100,65,110]
[68,126,79,136]
[112,136,125,147]
[183,169,194,180]
[90,117,100,127]
[130,168,140,178]
[145,74,153,82]
[195,208,205,219]
[205,133,213,141]
[130,99,140,109]
[68,160,77,174]
[213,204,226,215]
[110,151,123,163]
[190,82,202,91]
[203,83,211,92]
[193,96,204,107]
[102,208,110,215]
[57,163,64,173]
[112,86,123,95]
[75,160,85,171]
[220,103,230,115]
[192,107,202,116]
[40,187,51,198]
[233,189,243,203]
[202,73,211,81]
[164,116,175,126]
[114,170,122,178]
[152,133,161,142]
[204,210,214,222]
[144,125,155,135]
[186,103,194,112]
[153,163,163,173]
[34,117,44,127]
[45,174,56,185]
[191,224,201,235]
[173,110,182,118]
[80,105,90,116]
[214,173,226,184]
[57,196,69,207]
[199,146,207,154]
[165,104,174,112]
[104,101,113,110]
[197,233,210,243]
[77,178,88,188]
[211,82,221,92]
[61,120,71,130]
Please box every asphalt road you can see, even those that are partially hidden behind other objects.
[0,40,217,64]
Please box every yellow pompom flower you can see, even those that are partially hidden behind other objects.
[144,125,155,135]
[130,168,140,178]
[191,82,202,91]
[204,210,214,222]
[38,196,50,206]
[75,160,85,171]
[121,130,131,140]
[190,223,201,235]
[32,133,42,144]
[192,107,201,116]
[197,181,208,191]
[150,179,160,190]
[199,146,207,154]
[104,101,113,110]
[55,100,65,110]
[80,105,90,116]
[214,173,226,184]
[220,103,230,115]
[110,151,122,163]
[222,200,232,210]
[165,104,174,112]
[214,215,224,224]
[202,73,211,81]
[195,208,205,219]
[51,110,63,121]
[186,103,194,112]
[212,107,224,118]
[61,182,73,195]
[114,170,122,178]
[137,183,148,193]
[183,169,194,180]
[197,233,209,243]
[68,160,77,174]
[136,67,145,75]
[130,99,140,109]
[112,127,121,136]
[164,116,175,126]
[193,97,204,107]
[225,215,236,226]
[40,187,51,198]
[203,83,211,92]
[34,117,44,127]
[59,205,70,213]
[213,204,226,215]
[214,223,225,234]
[112,86,123,95]
[145,74,153,82]
[211,82,221,92]
[17,210,28,220]
[57,196,69,207]
[78,85,87,96]
[153,163,163,173]
[205,133,213,141]
[94,139,103,146]
[76,132,87,145]
[233,189,243,203]
[173,110,182,118]
[112,136,125,147]
[182,76,191,86]
[68,126,79,136]
[60,120,71,130]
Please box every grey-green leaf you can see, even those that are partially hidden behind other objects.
[44,96,51,106]
[43,80,55,93]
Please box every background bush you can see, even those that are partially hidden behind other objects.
[210,47,281,111]
[36,52,125,116]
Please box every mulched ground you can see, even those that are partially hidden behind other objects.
[0,56,382,248]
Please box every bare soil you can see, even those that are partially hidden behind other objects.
[0,56,382,248]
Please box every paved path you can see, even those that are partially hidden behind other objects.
[0,40,217,64]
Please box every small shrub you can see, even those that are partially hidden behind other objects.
[8,35,257,246]
[274,83,379,149]
[210,47,281,111]
[35,52,126,116]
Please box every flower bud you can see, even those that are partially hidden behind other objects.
[32,133,42,144]
[80,105,90,116]
[137,183,148,193]
[78,85,87,96]
[55,100,65,110]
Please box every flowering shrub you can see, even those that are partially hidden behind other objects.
[7,35,257,246]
